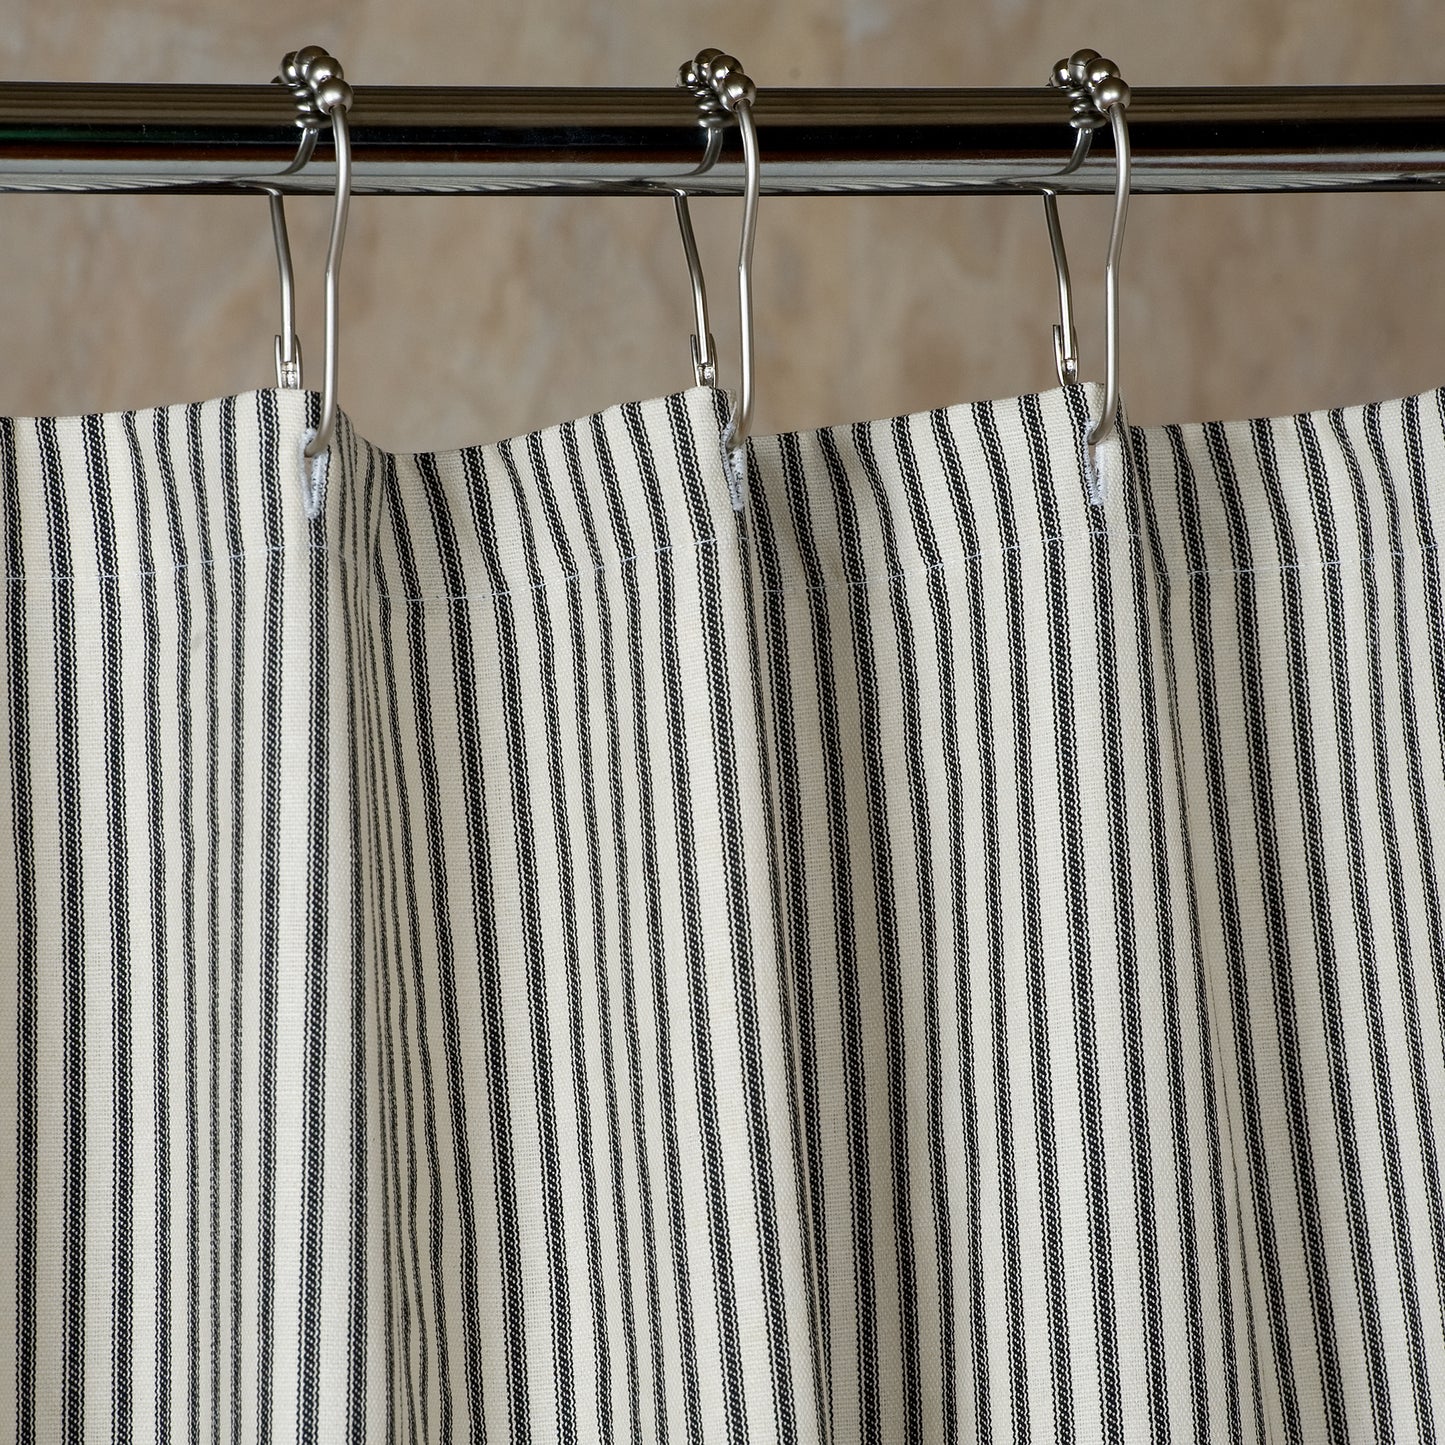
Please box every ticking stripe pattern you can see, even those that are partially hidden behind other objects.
[2,378,1445,1442]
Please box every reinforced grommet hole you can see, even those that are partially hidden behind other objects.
[298,426,330,520]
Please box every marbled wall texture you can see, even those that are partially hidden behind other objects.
[3,1,1443,449]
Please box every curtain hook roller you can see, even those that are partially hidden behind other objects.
[276,45,354,462]
[677,49,760,465]
[1042,48,1132,450]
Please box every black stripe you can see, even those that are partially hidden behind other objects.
[36,415,87,1445]
[152,405,193,1445]
[190,401,223,1445]
[121,407,170,1445]
[83,410,135,1445]
[175,405,208,1442]
[296,390,334,1445]
[218,397,250,1445]
[1,414,38,1445]
[252,391,286,1445]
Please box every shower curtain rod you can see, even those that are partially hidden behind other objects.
[2,84,1443,195]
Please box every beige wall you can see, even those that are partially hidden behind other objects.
[4,2,1443,451]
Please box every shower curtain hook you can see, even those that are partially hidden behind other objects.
[256,103,321,390]
[218,58,321,390]
[671,67,727,388]
[276,45,354,462]
[268,190,304,388]
[1043,49,1132,449]
[1039,125,1094,388]
[674,189,719,386]
[677,49,760,465]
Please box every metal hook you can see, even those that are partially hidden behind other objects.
[1040,126,1092,387]
[1043,49,1132,448]
[275,46,354,461]
[257,126,317,389]
[677,49,760,459]
[672,115,724,387]
[674,195,717,386]
[269,193,303,387]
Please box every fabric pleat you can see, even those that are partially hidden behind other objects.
[2,377,1445,1442]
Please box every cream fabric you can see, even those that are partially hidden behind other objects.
[3,379,1445,1442]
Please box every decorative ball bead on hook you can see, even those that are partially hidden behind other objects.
[1048,50,1130,123]
[706,54,738,91]
[314,78,353,114]
[719,74,755,110]
[1094,77,1131,111]
[304,55,344,91]
[293,45,330,80]
[688,48,721,86]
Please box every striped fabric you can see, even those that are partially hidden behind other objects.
[3,376,1445,1444]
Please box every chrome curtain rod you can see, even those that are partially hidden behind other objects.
[2,84,1443,195]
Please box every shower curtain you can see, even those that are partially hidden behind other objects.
[3,375,1445,1444]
